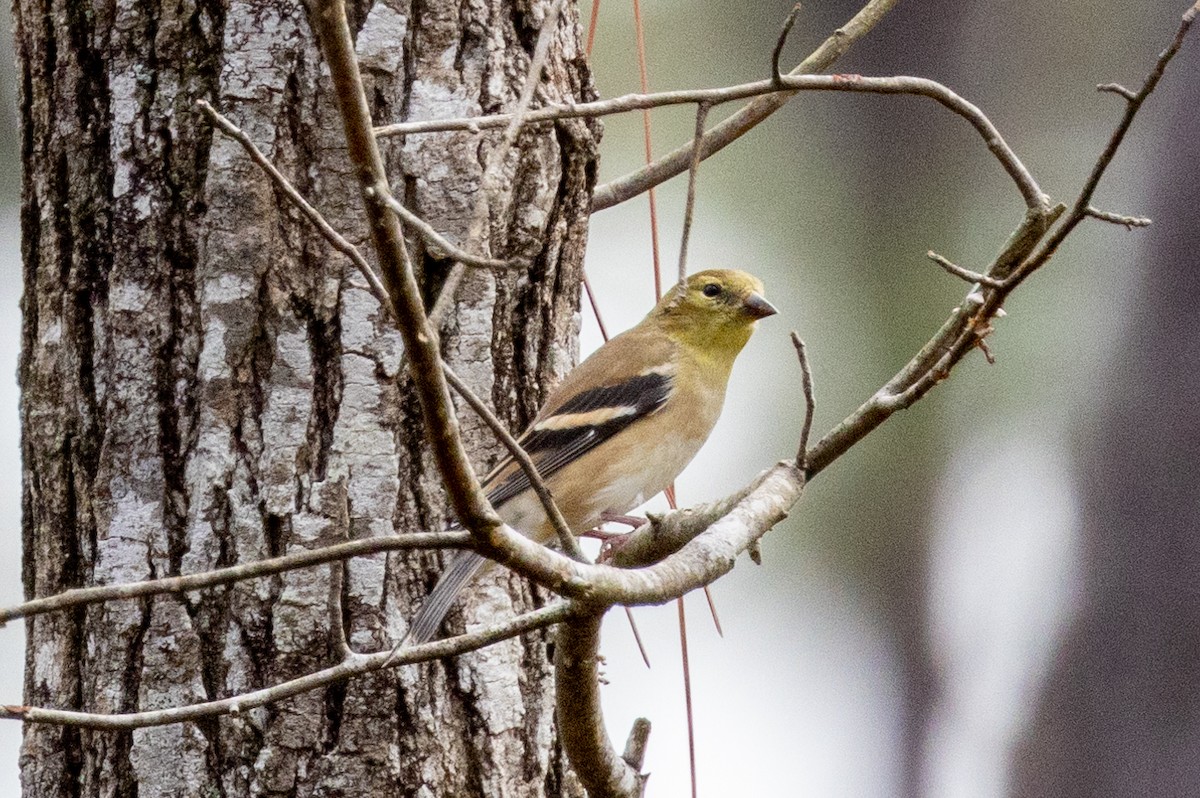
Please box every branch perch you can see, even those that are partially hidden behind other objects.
[377,72,1046,212]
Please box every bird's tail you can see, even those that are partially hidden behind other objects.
[403,550,489,645]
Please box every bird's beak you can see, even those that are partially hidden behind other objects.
[743,292,778,320]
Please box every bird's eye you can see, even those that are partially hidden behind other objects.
[702,283,722,298]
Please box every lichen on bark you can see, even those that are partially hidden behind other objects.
[16,0,597,794]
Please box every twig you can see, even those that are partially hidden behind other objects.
[583,270,611,340]
[791,332,816,468]
[329,562,353,660]
[377,73,1045,212]
[1097,82,1138,101]
[772,4,804,86]
[702,586,723,637]
[622,717,652,771]
[1015,1,1198,281]
[926,250,1006,288]
[1084,206,1153,228]
[427,0,566,327]
[1,603,577,730]
[0,532,469,625]
[623,606,651,668]
[585,0,601,55]
[803,0,1196,482]
[371,185,521,269]
[312,0,499,537]
[675,102,710,284]
[197,99,391,306]
[441,365,587,563]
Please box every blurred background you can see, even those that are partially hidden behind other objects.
[581,1,1200,796]
[0,1,1198,795]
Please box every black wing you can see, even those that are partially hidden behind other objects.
[485,371,674,507]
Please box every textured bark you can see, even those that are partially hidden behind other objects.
[16,0,597,795]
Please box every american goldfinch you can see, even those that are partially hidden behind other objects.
[405,269,776,644]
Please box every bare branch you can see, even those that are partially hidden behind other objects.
[1084,206,1153,229]
[196,99,391,307]
[311,0,499,537]
[791,332,816,468]
[1015,1,1198,281]
[622,718,652,772]
[675,102,710,284]
[376,73,1046,212]
[805,204,1062,479]
[1097,82,1138,101]
[801,0,1195,486]
[772,4,804,86]
[926,250,1006,288]
[702,585,724,637]
[2,603,577,730]
[0,532,468,625]
[328,562,353,660]
[370,184,521,270]
[591,0,900,211]
[623,606,652,668]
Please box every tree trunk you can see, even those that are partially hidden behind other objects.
[16,0,597,795]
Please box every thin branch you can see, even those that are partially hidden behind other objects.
[791,332,816,468]
[311,0,499,537]
[427,0,566,327]
[803,0,1196,481]
[772,4,804,86]
[377,73,1045,212]
[675,102,710,284]
[702,586,723,637]
[583,270,611,340]
[623,606,651,668]
[0,532,469,625]
[1084,205,1153,228]
[374,0,900,212]
[1015,1,1198,281]
[622,718,652,772]
[441,365,587,563]
[926,250,1006,288]
[196,99,390,306]
[329,562,353,660]
[371,185,521,269]
[2,603,577,730]
[592,0,901,211]
[1097,82,1138,101]
[585,0,601,55]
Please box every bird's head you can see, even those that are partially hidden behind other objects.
[652,269,777,358]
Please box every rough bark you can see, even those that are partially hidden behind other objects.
[16,0,597,795]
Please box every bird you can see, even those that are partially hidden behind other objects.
[402,269,777,645]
